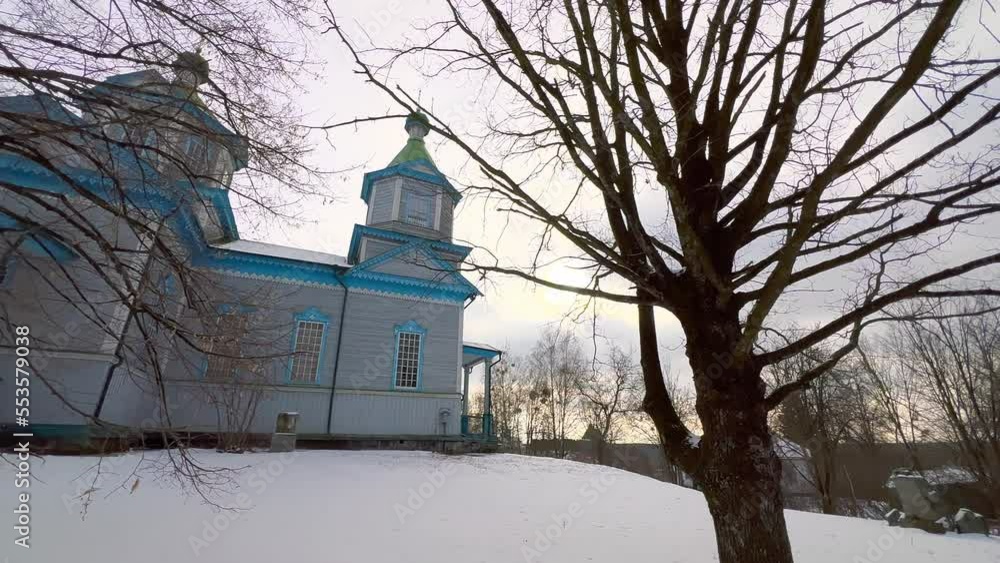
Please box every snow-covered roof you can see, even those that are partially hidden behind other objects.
[773,437,808,459]
[213,239,349,268]
[463,341,502,353]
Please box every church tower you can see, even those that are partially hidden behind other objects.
[352,112,465,265]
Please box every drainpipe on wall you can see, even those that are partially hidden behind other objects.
[94,228,164,420]
[325,274,350,435]
[93,316,132,420]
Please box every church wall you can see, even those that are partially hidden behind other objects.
[360,238,399,262]
[336,291,461,394]
[77,265,468,437]
[369,248,453,282]
[367,177,399,224]
[0,350,112,428]
[330,390,462,436]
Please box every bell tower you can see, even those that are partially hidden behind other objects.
[359,112,460,243]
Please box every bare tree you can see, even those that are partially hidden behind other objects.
[855,337,927,466]
[767,345,855,514]
[490,355,528,451]
[327,0,1000,559]
[527,327,584,458]
[578,344,640,464]
[0,0,319,504]
[891,298,1000,512]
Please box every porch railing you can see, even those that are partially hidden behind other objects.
[460,413,493,439]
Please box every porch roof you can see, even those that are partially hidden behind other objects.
[462,342,502,367]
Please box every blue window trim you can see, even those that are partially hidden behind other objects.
[286,307,330,385]
[392,320,426,391]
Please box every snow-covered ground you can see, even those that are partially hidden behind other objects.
[4,450,998,562]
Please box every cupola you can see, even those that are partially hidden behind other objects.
[359,112,461,242]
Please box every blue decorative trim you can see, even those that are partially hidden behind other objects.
[196,185,240,240]
[197,246,343,287]
[0,154,477,302]
[392,320,427,391]
[162,273,177,295]
[286,307,330,385]
[463,345,501,360]
[0,211,78,262]
[360,159,461,204]
[348,224,472,263]
[217,303,257,314]
[343,240,480,302]
[0,154,335,286]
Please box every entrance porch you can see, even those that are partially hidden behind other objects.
[461,342,502,441]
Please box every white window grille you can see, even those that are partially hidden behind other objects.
[394,331,422,388]
[290,320,325,382]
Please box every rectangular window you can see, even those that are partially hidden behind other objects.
[203,312,249,380]
[290,320,325,382]
[394,331,422,388]
[399,188,434,228]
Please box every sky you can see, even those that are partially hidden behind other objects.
[231,1,1000,387]
[233,0,675,370]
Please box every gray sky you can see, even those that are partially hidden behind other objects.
[233,1,1000,384]
[231,0,671,370]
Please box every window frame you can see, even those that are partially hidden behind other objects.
[393,320,426,390]
[398,186,435,229]
[287,308,329,384]
[201,306,252,381]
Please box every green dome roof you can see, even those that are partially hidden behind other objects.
[389,112,436,168]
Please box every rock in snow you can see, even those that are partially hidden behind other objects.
[3,450,997,563]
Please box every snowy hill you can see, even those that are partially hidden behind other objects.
[5,450,998,562]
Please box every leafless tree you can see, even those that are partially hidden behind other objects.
[578,343,640,464]
[767,345,855,514]
[855,337,927,466]
[0,0,320,505]
[490,355,528,451]
[890,297,1000,512]
[327,0,1000,559]
[527,327,584,457]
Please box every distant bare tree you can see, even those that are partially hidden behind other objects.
[767,345,855,515]
[528,327,584,458]
[891,298,1000,512]
[578,344,640,464]
[855,337,927,467]
[490,355,527,451]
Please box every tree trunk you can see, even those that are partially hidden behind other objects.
[595,436,606,465]
[699,407,795,563]
[688,314,795,563]
[637,299,795,563]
